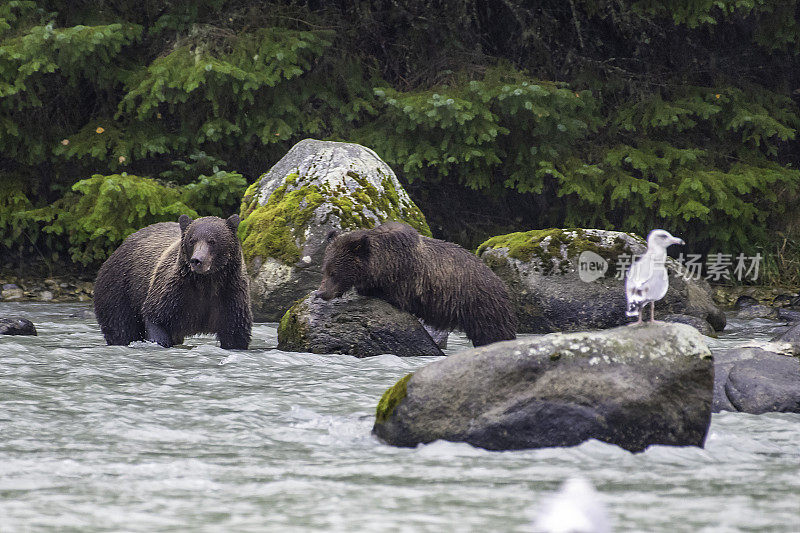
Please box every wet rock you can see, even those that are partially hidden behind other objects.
[712,346,800,413]
[277,291,444,357]
[69,308,96,319]
[422,323,449,349]
[736,304,779,320]
[373,323,713,452]
[734,295,759,310]
[725,356,800,414]
[777,308,800,322]
[239,139,431,321]
[0,317,37,336]
[772,293,795,308]
[772,322,800,354]
[662,313,716,337]
[1,284,24,300]
[478,229,725,334]
[37,290,54,301]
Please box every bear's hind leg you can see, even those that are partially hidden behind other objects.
[96,294,145,346]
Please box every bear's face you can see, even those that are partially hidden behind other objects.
[317,231,369,300]
[179,215,241,275]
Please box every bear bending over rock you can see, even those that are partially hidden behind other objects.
[94,215,252,349]
[317,222,516,346]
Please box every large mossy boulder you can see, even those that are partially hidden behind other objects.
[238,139,430,321]
[478,228,725,333]
[373,322,713,452]
[278,291,444,357]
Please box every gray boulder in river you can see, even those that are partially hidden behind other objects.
[713,346,800,414]
[478,229,725,333]
[0,317,37,335]
[373,322,713,452]
[238,139,431,321]
[278,291,444,357]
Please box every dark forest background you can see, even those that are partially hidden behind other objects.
[1,1,799,283]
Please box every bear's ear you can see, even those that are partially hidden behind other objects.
[226,214,240,232]
[346,234,370,256]
[179,214,192,234]
[325,229,339,243]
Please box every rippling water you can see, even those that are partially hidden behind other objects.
[1,303,798,532]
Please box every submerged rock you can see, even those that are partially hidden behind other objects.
[478,229,725,334]
[373,322,713,452]
[238,139,430,321]
[735,304,779,320]
[712,346,800,414]
[277,291,444,358]
[0,317,37,336]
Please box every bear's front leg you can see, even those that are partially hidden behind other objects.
[216,283,252,350]
[145,319,173,348]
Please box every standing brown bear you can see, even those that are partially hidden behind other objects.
[94,214,252,349]
[317,221,516,346]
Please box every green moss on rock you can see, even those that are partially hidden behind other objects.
[238,168,431,267]
[277,297,309,350]
[477,228,638,276]
[375,373,413,425]
[238,173,324,265]
[239,177,262,219]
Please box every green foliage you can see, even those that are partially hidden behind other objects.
[22,174,197,265]
[0,1,798,278]
[181,169,247,218]
[0,176,37,253]
[359,70,600,194]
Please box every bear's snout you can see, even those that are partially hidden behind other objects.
[315,288,335,300]
[189,241,212,274]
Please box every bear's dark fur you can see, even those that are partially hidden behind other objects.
[94,214,252,349]
[317,222,516,346]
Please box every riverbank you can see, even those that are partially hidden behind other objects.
[0,274,94,303]
[2,272,797,309]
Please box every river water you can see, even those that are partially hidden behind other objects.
[0,303,798,532]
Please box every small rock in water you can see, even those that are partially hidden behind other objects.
[0,317,37,336]
[777,308,800,323]
[532,477,612,533]
[734,295,759,310]
[736,304,778,320]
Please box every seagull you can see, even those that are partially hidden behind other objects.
[626,229,685,324]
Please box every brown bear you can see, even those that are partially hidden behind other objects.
[316,221,516,346]
[94,214,252,349]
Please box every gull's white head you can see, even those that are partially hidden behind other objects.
[646,229,685,251]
